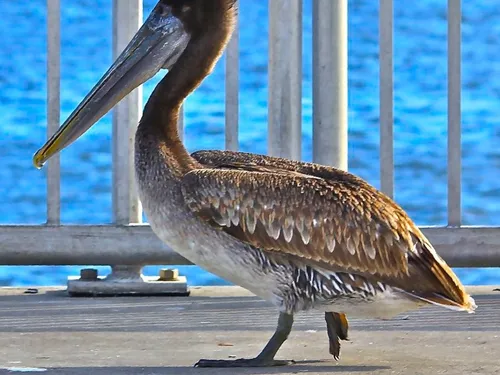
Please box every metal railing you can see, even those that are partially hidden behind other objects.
[1,0,499,276]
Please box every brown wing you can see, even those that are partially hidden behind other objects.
[187,150,474,311]
[181,164,418,278]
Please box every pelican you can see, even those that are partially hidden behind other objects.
[34,0,476,367]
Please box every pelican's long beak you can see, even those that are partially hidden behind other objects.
[33,3,191,168]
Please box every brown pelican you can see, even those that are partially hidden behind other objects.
[33,0,476,367]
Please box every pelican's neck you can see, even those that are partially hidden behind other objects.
[138,18,234,176]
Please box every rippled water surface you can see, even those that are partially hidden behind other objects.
[0,0,499,286]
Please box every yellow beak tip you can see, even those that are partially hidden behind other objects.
[33,151,45,170]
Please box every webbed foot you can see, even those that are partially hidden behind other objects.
[194,313,295,368]
[194,358,294,368]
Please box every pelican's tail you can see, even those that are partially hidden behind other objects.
[399,289,477,313]
[400,232,477,314]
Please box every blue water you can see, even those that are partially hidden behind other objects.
[0,0,499,287]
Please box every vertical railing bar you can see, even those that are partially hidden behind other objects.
[379,0,394,198]
[46,0,61,225]
[178,105,184,141]
[225,4,239,151]
[268,0,302,160]
[447,0,462,226]
[112,0,143,225]
[312,0,348,170]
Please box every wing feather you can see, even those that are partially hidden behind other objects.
[182,167,412,278]
[187,150,475,311]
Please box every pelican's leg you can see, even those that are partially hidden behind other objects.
[194,312,294,368]
[325,312,349,360]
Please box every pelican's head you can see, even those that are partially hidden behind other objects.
[33,0,237,169]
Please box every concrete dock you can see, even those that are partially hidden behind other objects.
[0,286,498,375]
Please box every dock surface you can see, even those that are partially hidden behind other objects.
[0,286,499,375]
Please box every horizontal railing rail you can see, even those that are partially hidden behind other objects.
[0,225,499,268]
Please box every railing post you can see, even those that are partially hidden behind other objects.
[46,0,61,225]
[379,0,394,197]
[112,0,143,226]
[225,2,240,151]
[312,0,348,170]
[268,0,302,160]
[178,106,184,141]
[447,0,462,226]
[68,0,187,296]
